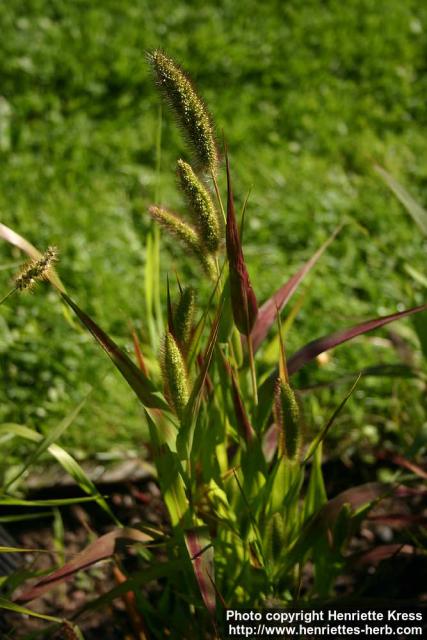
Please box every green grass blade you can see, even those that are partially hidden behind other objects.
[0,596,62,623]
[375,166,427,236]
[303,374,361,463]
[0,497,99,507]
[4,397,88,491]
[0,423,119,525]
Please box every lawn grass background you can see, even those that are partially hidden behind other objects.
[0,0,426,463]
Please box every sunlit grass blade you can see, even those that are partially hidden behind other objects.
[404,264,427,288]
[144,409,190,527]
[0,512,52,524]
[15,527,152,604]
[176,301,222,459]
[0,423,119,525]
[0,497,99,506]
[304,444,327,521]
[0,546,51,554]
[4,397,88,491]
[303,374,361,463]
[61,293,168,410]
[375,165,427,236]
[251,225,342,353]
[0,596,62,623]
[288,303,427,375]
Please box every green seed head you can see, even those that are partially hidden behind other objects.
[149,206,216,278]
[273,379,302,461]
[177,159,221,253]
[160,330,190,419]
[148,50,219,175]
[173,286,196,353]
[15,247,58,292]
[265,511,286,560]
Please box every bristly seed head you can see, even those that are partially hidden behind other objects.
[148,50,219,175]
[149,206,216,279]
[177,159,221,253]
[173,286,196,353]
[160,330,190,419]
[15,247,58,292]
[265,511,286,560]
[273,378,302,461]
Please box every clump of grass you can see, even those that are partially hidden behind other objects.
[1,50,426,640]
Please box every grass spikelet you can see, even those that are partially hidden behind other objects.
[14,246,58,292]
[173,286,195,353]
[148,50,219,175]
[149,206,215,278]
[273,379,302,461]
[177,159,221,252]
[160,330,190,419]
[265,512,286,560]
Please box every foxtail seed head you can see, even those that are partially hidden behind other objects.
[148,50,219,175]
[273,379,302,461]
[265,511,286,561]
[177,159,221,253]
[173,286,195,353]
[149,206,216,278]
[160,331,190,419]
[15,247,58,292]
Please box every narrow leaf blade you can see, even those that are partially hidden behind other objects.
[288,303,427,375]
[61,293,167,410]
[375,166,427,236]
[251,226,342,352]
[15,528,151,603]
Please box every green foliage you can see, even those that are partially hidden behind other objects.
[0,0,426,448]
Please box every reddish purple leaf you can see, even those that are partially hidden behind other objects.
[289,483,389,563]
[348,544,417,568]
[223,358,255,444]
[251,226,342,353]
[184,528,216,617]
[367,514,427,527]
[262,423,279,463]
[225,152,258,336]
[15,528,151,603]
[376,451,427,480]
[62,293,167,410]
[288,303,427,375]
[131,325,148,376]
[319,482,389,525]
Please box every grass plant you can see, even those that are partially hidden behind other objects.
[0,50,426,638]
